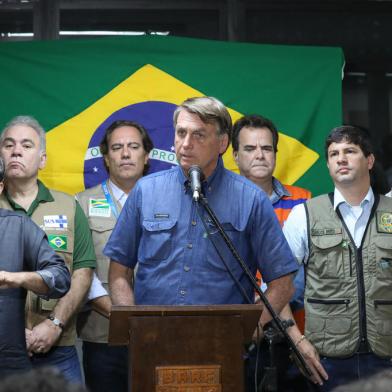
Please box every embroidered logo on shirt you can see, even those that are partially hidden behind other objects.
[89,198,111,218]
[154,213,170,219]
[43,215,68,229]
[48,235,68,250]
[377,211,392,233]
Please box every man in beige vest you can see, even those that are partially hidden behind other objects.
[0,116,96,383]
[76,120,153,392]
[282,126,392,391]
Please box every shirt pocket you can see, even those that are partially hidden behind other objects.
[205,220,244,273]
[310,234,345,279]
[140,219,177,263]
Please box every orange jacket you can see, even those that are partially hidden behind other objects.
[258,183,311,333]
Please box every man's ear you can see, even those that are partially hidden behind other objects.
[219,133,230,155]
[233,150,239,165]
[367,153,375,171]
[39,152,47,170]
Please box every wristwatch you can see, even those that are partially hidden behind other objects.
[47,315,64,330]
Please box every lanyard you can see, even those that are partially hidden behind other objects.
[101,181,119,219]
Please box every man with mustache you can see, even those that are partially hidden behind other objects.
[0,116,96,383]
[282,126,392,390]
[76,120,153,392]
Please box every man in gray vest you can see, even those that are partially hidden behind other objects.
[0,116,96,383]
[282,125,392,391]
[76,120,153,392]
[0,156,71,378]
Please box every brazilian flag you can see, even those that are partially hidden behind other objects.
[0,35,343,196]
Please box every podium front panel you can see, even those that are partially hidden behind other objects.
[129,315,244,392]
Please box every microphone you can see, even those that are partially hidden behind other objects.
[188,165,204,202]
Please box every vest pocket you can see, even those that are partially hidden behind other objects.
[309,234,345,279]
[140,219,176,263]
[374,237,392,278]
[39,297,58,311]
[306,299,351,333]
[375,319,392,336]
[89,219,115,283]
[374,300,392,336]
[306,298,353,356]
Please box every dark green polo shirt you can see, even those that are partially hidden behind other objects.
[5,180,96,270]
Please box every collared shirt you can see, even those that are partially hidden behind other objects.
[104,158,298,305]
[109,180,127,207]
[283,187,375,263]
[0,208,70,375]
[3,180,96,270]
[270,177,292,205]
[333,187,374,247]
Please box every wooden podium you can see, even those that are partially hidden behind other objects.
[109,304,262,392]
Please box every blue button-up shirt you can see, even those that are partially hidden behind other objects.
[104,159,298,305]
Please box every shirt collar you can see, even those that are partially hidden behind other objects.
[333,186,374,210]
[270,177,291,204]
[178,157,225,193]
[5,180,53,216]
[108,179,127,205]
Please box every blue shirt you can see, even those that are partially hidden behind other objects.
[270,177,291,205]
[104,159,298,305]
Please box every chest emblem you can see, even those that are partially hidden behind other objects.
[48,235,68,250]
[377,211,392,233]
[89,198,111,218]
[43,215,68,229]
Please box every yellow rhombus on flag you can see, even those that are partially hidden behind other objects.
[39,64,318,195]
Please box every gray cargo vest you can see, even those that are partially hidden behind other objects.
[304,193,392,358]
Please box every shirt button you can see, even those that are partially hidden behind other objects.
[191,221,197,226]
[184,266,190,272]
[180,290,186,295]
[187,243,193,249]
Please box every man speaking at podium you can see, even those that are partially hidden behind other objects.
[105,96,297,329]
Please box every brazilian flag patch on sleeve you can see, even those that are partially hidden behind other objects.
[48,235,68,250]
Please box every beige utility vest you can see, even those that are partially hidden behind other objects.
[0,191,76,346]
[304,194,392,358]
[76,182,119,343]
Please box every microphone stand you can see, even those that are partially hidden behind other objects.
[197,193,312,384]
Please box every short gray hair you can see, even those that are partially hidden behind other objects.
[0,115,46,153]
[0,157,4,182]
[173,96,232,142]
